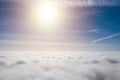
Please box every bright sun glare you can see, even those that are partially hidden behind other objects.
[29,0,64,32]
[39,4,57,23]
[32,1,59,25]
[29,1,62,32]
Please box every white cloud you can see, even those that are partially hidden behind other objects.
[0,51,120,80]
[92,33,120,43]
[87,29,99,33]
[1,0,119,7]
[60,0,119,7]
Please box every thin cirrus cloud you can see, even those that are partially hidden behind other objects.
[87,29,99,33]
[59,0,120,7]
[92,33,120,43]
[0,0,120,7]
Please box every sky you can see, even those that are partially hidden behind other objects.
[0,0,120,51]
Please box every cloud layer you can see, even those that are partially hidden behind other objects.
[0,51,120,80]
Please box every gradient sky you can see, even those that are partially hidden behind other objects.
[0,0,120,51]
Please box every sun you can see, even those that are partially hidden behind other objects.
[27,0,65,32]
[32,1,59,25]
[39,4,57,23]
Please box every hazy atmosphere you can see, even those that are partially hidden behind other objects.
[0,0,120,80]
[0,0,120,51]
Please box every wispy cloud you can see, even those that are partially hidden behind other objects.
[92,33,120,43]
[58,0,120,7]
[1,0,120,7]
[87,29,99,33]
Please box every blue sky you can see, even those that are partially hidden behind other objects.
[0,0,120,51]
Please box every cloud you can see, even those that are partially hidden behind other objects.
[1,0,120,8]
[15,60,26,65]
[58,0,120,7]
[106,58,119,63]
[0,60,7,67]
[87,29,99,33]
[0,51,120,80]
[92,33,120,43]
